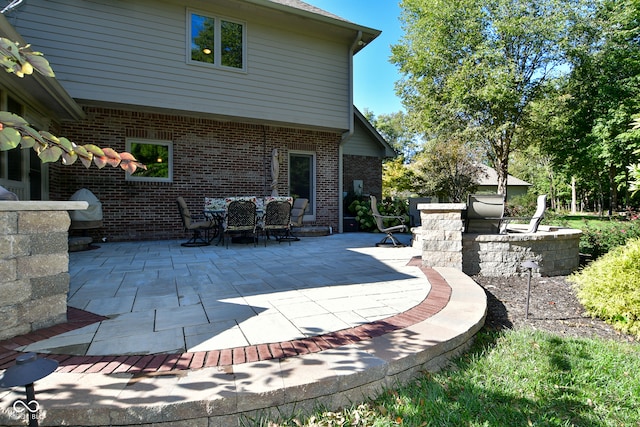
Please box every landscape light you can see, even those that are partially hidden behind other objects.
[0,352,58,427]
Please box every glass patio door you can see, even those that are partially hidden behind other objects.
[289,152,315,221]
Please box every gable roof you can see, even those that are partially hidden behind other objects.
[354,107,397,158]
[267,0,348,20]
[476,164,531,187]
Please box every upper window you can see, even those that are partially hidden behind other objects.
[125,139,173,183]
[189,11,245,70]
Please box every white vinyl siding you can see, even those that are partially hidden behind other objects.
[13,0,351,130]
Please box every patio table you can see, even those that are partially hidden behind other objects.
[204,196,291,245]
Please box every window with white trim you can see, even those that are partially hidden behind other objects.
[126,139,173,183]
[188,10,245,70]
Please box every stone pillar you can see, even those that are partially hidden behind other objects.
[416,203,466,270]
[0,201,87,340]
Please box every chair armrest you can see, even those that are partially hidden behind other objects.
[372,213,406,224]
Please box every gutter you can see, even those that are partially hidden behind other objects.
[337,30,362,233]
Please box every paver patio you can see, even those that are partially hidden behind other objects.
[0,232,487,426]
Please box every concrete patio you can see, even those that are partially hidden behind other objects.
[0,232,486,426]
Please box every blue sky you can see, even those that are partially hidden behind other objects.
[303,0,405,117]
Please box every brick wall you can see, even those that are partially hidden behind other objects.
[343,154,382,198]
[51,107,342,241]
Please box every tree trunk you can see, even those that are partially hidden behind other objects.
[495,158,509,199]
[571,176,577,214]
[608,163,616,216]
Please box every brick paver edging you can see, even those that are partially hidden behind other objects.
[0,258,449,375]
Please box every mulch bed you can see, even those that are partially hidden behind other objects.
[473,275,637,343]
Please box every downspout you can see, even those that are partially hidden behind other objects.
[338,30,361,233]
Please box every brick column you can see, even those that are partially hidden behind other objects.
[417,203,466,270]
[0,201,87,340]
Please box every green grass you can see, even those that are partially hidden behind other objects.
[258,329,640,427]
[552,214,620,230]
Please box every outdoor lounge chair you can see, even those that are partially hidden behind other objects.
[465,193,505,233]
[502,194,547,234]
[370,195,408,247]
[176,196,217,247]
[262,199,292,246]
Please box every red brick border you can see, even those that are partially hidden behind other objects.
[0,259,449,374]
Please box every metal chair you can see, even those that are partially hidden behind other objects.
[281,197,308,241]
[261,200,292,246]
[176,197,216,247]
[503,194,547,234]
[370,195,407,247]
[224,199,257,248]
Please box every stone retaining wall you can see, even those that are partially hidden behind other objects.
[0,201,87,340]
[462,227,582,276]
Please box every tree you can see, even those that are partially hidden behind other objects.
[410,138,485,202]
[363,109,421,197]
[391,0,582,196]
[0,38,145,173]
[553,0,640,213]
[363,109,422,161]
[382,156,415,198]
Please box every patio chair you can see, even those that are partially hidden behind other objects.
[261,200,292,246]
[370,195,408,247]
[224,199,258,248]
[465,194,505,234]
[281,197,308,241]
[176,196,216,247]
[502,194,547,234]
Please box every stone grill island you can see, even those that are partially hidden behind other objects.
[0,201,87,340]
[412,202,582,277]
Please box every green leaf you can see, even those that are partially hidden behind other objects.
[24,52,54,77]
[20,125,45,144]
[74,145,90,158]
[0,127,21,150]
[38,145,63,163]
[0,38,20,59]
[0,111,29,127]
[39,130,59,144]
[83,144,105,157]
[62,151,77,165]
[20,135,35,148]
[57,137,74,152]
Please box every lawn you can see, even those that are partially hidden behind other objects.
[553,214,622,230]
[256,329,640,427]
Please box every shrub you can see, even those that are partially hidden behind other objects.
[579,219,640,258]
[347,197,409,232]
[569,238,640,339]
